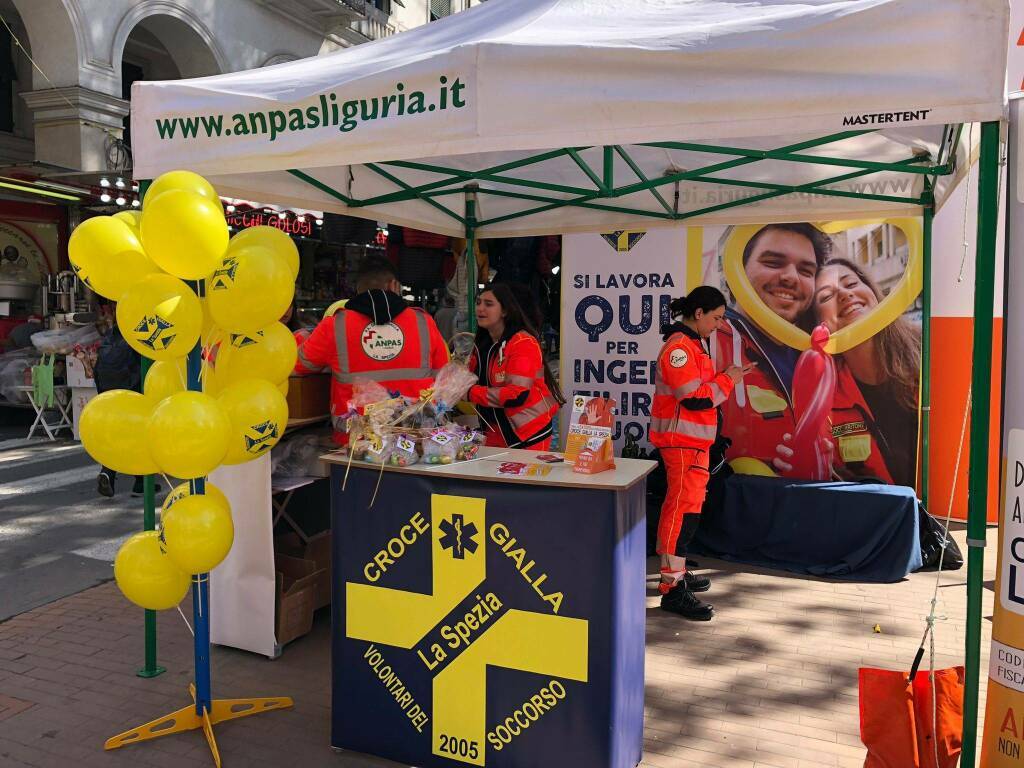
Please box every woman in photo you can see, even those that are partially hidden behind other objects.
[811,258,921,487]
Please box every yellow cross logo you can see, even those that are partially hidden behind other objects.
[346,494,589,766]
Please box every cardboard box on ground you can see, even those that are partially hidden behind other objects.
[274,531,332,646]
[287,374,330,419]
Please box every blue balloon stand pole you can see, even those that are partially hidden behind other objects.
[105,279,292,766]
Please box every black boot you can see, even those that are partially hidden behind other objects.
[660,584,714,621]
[683,570,711,593]
[97,471,115,498]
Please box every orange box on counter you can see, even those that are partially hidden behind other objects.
[287,374,330,419]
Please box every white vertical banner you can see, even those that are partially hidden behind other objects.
[560,229,686,453]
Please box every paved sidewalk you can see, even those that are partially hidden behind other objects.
[0,525,993,768]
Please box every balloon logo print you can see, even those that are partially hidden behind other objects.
[244,420,280,455]
[210,256,239,290]
[134,313,176,352]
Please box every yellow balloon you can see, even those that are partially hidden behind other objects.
[277,379,289,397]
[146,170,219,204]
[200,298,217,343]
[207,245,294,333]
[228,226,300,278]
[117,273,202,361]
[112,210,143,238]
[216,322,298,386]
[721,218,922,354]
[163,481,230,517]
[217,379,289,465]
[141,189,228,279]
[160,494,234,574]
[68,216,159,301]
[144,359,186,403]
[80,390,158,475]
[115,531,191,610]
[729,457,778,477]
[147,391,230,478]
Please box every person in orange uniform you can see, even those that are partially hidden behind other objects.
[467,283,563,450]
[652,287,750,620]
[293,257,449,444]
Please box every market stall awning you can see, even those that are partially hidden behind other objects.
[130,0,1008,236]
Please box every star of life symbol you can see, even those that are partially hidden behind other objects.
[439,514,478,560]
[134,315,176,351]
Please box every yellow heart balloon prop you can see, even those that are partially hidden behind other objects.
[144,359,187,403]
[112,210,143,238]
[216,322,298,387]
[217,379,289,465]
[729,457,778,477]
[146,169,220,204]
[721,218,922,354]
[147,391,230,478]
[141,189,228,279]
[117,273,202,361]
[207,245,294,333]
[160,494,234,574]
[114,531,191,610]
[68,216,159,301]
[228,226,300,278]
[163,480,231,517]
[80,390,158,475]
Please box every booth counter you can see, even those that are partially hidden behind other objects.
[325,447,654,768]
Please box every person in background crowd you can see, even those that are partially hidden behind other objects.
[94,313,159,497]
[714,223,832,472]
[468,283,563,450]
[293,257,448,444]
[652,286,750,620]
[797,257,921,486]
[281,299,311,345]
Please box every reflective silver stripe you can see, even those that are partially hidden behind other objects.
[413,309,430,369]
[708,381,728,406]
[486,389,503,407]
[506,374,534,388]
[673,380,701,399]
[650,416,717,441]
[334,366,433,384]
[296,347,316,372]
[334,310,349,376]
[654,379,673,396]
[510,395,557,430]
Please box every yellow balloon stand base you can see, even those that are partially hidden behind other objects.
[104,683,293,767]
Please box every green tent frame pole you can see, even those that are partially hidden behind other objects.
[962,119,1000,766]
[135,179,165,679]
[921,183,933,509]
[465,193,477,333]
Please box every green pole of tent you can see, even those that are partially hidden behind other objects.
[962,119,1000,766]
[135,179,165,679]
[466,192,478,334]
[921,183,933,509]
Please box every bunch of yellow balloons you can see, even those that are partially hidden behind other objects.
[73,169,298,612]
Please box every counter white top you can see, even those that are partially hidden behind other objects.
[320,446,656,491]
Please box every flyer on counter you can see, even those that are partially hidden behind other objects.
[564,394,616,474]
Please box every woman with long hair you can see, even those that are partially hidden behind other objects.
[651,286,749,621]
[467,283,564,450]
[810,257,921,486]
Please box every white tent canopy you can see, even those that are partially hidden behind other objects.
[131,0,1008,237]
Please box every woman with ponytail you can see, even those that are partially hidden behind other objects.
[651,286,751,621]
[468,283,564,450]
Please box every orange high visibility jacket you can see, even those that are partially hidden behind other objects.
[294,290,448,442]
[468,331,559,448]
[650,326,734,450]
[829,362,896,484]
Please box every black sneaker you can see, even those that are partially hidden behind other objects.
[97,472,115,498]
[660,584,714,621]
[684,571,711,593]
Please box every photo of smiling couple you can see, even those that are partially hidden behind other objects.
[709,221,922,488]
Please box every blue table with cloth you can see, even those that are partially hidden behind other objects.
[693,475,922,583]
